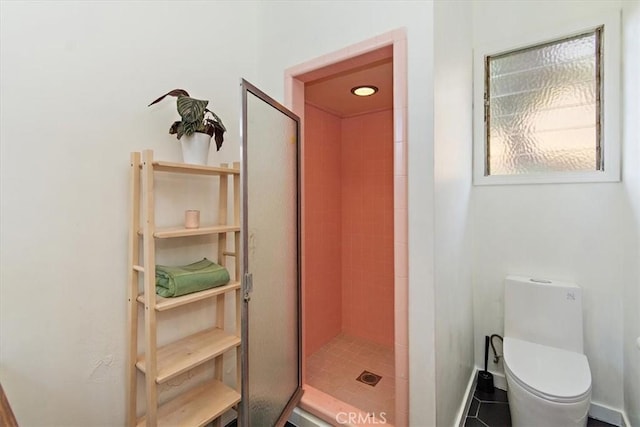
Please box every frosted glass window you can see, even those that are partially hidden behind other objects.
[485,29,602,176]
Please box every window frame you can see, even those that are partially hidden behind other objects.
[472,11,621,186]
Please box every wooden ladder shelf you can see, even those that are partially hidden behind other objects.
[126,150,241,427]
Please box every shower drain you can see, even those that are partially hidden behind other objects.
[356,370,382,387]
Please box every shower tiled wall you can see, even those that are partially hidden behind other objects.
[341,110,394,347]
[304,104,395,355]
[304,104,343,356]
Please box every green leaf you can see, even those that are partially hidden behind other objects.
[182,119,198,137]
[177,96,208,124]
[148,89,190,107]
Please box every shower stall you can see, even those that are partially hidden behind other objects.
[285,32,408,426]
[300,49,398,425]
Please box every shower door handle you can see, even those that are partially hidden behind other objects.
[243,272,253,301]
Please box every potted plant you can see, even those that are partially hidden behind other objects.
[148,89,226,165]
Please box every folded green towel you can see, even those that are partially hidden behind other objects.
[155,258,230,298]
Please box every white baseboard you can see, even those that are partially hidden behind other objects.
[589,402,628,427]
[455,368,479,427]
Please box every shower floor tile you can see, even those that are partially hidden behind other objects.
[306,333,395,424]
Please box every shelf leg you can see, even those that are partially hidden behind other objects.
[126,152,141,426]
[142,150,158,426]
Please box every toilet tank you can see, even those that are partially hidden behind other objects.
[504,275,584,353]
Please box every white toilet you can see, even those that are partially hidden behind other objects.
[503,276,592,427]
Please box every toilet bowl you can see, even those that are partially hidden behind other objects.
[504,337,591,426]
[503,276,592,427]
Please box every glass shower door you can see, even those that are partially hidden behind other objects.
[239,79,302,427]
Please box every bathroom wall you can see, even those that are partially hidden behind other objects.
[304,104,343,356]
[258,3,437,424]
[621,1,640,425]
[433,1,475,425]
[0,2,260,425]
[12,2,632,426]
[1,2,440,424]
[471,0,640,415]
[341,109,395,347]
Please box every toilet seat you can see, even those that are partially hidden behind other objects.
[503,337,591,403]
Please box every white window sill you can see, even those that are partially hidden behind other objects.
[473,169,621,186]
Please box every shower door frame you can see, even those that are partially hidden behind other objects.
[240,79,303,427]
[284,29,409,426]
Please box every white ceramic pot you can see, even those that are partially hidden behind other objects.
[180,132,211,165]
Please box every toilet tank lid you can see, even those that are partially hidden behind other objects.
[503,337,591,401]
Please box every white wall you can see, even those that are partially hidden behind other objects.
[6,1,633,426]
[256,3,438,425]
[0,2,259,425]
[622,0,640,425]
[471,0,640,414]
[0,1,442,425]
[433,1,475,426]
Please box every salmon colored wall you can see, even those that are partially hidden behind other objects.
[341,109,394,347]
[304,104,343,356]
[305,104,395,354]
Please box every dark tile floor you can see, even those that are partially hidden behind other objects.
[465,385,615,427]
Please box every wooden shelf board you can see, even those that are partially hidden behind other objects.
[136,327,240,383]
[151,161,240,176]
[137,281,241,311]
[136,379,240,427]
[137,225,240,239]
[155,225,240,239]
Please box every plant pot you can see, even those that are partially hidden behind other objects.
[179,132,211,165]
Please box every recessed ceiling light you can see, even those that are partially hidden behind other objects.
[351,85,378,97]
